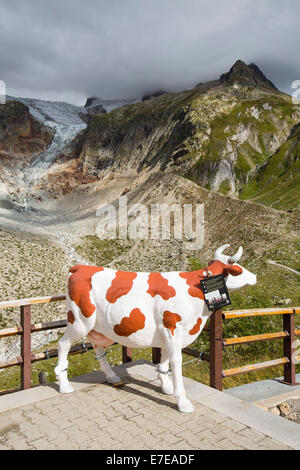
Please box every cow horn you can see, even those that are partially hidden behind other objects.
[228,246,243,264]
[214,244,230,260]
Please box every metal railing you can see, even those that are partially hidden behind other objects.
[0,295,299,394]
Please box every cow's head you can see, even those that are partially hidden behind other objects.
[205,244,256,291]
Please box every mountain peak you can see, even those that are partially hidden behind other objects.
[220,60,278,90]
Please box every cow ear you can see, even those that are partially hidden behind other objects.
[224,264,243,277]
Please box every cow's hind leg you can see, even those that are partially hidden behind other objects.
[157,348,173,395]
[86,330,123,385]
[162,326,194,413]
[55,310,94,394]
[54,325,78,393]
[93,345,123,385]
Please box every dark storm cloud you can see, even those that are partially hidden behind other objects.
[0,0,299,105]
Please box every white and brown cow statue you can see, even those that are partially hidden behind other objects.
[55,244,256,412]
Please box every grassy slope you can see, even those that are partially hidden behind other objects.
[240,124,300,211]
[185,94,299,192]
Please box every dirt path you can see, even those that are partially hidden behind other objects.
[267,259,300,276]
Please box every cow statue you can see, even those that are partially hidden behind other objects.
[55,244,256,413]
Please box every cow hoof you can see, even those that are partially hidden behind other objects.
[59,384,74,394]
[112,381,125,388]
[178,398,194,413]
[107,375,124,387]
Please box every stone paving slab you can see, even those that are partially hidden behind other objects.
[0,360,298,450]
[224,374,300,402]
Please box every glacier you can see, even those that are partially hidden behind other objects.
[5,94,141,210]
[6,96,87,209]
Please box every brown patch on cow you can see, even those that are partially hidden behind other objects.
[163,311,182,335]
[87,329,114,348]
[189,317,202,335]
[179,261,243,299]
[223,264,243,277]
[147,273,176,300]
[68,265,104,318]
[204,260,243,277]
[67,310,75,324]
[106,271,137,304]
[179,271,206,299]
[114,308,145,337]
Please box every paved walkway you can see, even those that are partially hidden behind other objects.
[0,361,299,450]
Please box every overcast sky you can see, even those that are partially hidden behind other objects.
[0,0,299,105]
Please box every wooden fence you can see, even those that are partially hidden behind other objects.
[0,295,299,394]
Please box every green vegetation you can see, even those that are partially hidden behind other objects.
[240,124,300,211]
[185,93,300,206]
[218,179,231,195]
[75,235,133,266]
[187,257,205,271]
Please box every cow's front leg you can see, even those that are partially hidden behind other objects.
[94,345,123,385]
[157,348,173,395]
[163,326,194,413]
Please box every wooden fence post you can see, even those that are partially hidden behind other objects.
[281,309,299,385]
[21,305,31,390]
[152,348,161,364]
[210,309,223,391]
[122,346,132,363]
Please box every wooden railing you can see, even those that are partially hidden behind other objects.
[0,295,299,394]
[220,307,300,388]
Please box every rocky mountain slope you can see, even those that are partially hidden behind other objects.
[0,101,53,197]
[240,122,300,211]
[43,60,300,211]
[0,60,299,213]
